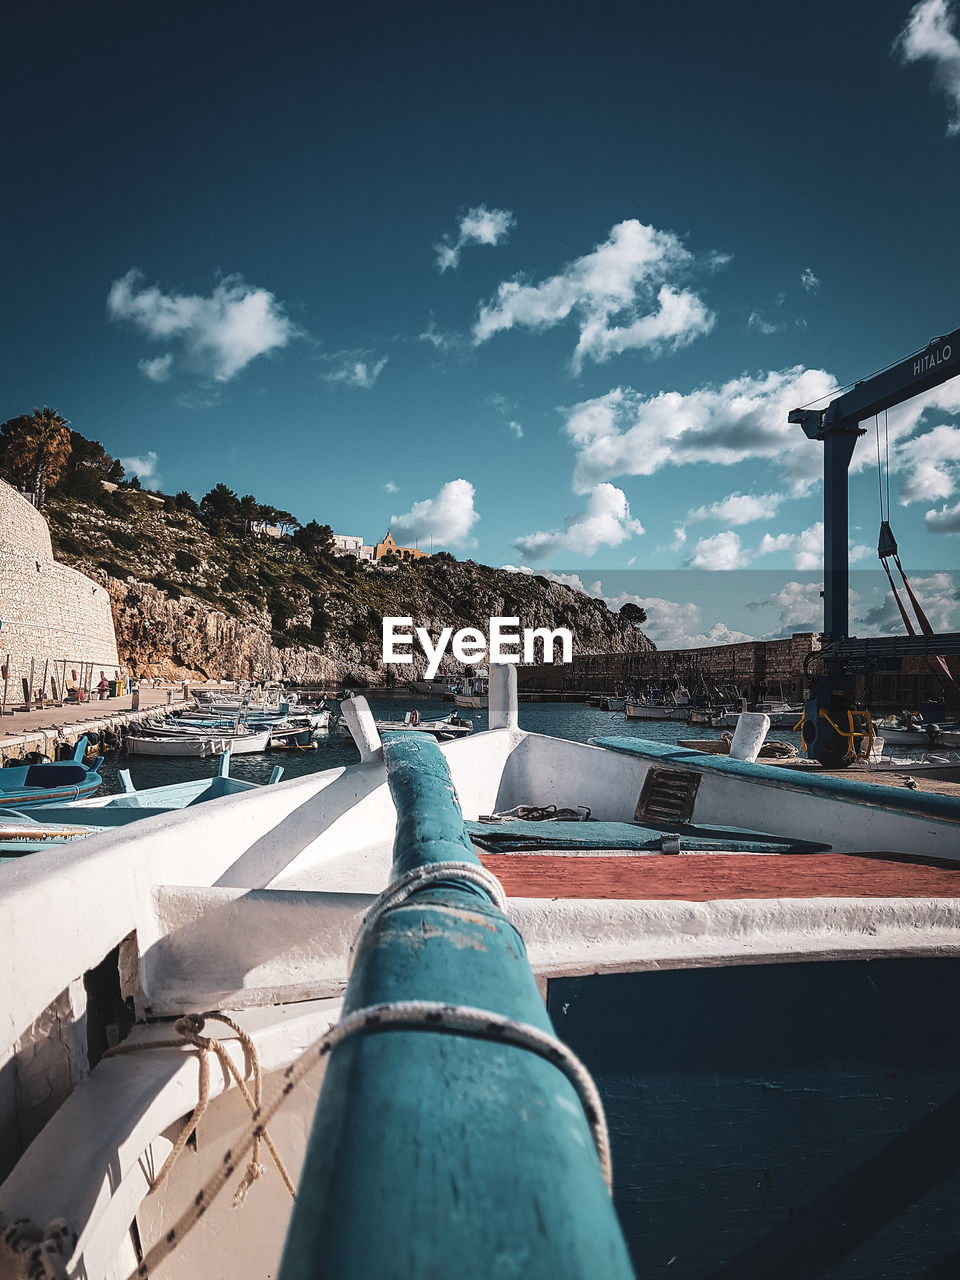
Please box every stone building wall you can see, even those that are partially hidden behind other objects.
[519,634,820,702]
[0,480,120,699]
[519,630,959,711]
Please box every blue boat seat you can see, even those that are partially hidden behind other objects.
[23,763,88,788]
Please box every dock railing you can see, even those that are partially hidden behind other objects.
[0,652,126,713]
[278,729,634,1279]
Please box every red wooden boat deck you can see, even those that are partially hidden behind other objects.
[478,852,960,902]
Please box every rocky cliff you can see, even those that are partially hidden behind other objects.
[45,490,653,685]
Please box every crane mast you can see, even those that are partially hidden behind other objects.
[788,327,960,768]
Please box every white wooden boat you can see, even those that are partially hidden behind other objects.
[3,668,960,1279]
[452,676,488,709]
[874,716,960,748]
[375,712,473,740]
[624,688,691,721]
[711,698,803,729]
[599,695,627,711]
[126,728,272,757]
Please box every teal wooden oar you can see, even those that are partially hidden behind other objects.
[279,730,635,1279]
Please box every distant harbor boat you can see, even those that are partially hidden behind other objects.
[624,687,691,721]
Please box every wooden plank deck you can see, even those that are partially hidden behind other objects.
[479,852,960,901]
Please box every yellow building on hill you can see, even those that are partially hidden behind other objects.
[374,530,429,561]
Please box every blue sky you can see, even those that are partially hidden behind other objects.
[3,0,960,646]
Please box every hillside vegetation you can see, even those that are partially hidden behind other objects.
[2,411,651,683]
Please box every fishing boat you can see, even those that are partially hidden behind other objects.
[409,677,450,696]
[0,752,284,855]
[3,666,960,1279]
[0,738,102,805]
[599,694,628,711]
[624,687,691,721]
[451,675,488,708]
[710,697,804,730]
[126,724,273,756]
[374,710,474,740]
[874,715,960,749]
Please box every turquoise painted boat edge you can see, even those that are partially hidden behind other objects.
[595,736,960,826]
[278,731,635,1280]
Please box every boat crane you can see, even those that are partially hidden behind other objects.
[789,326,960,768]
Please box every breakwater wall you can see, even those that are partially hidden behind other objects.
[0,479,120,703]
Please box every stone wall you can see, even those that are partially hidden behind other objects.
[519,634,821,702]
[0,480,120,700]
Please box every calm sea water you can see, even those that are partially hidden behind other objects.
[95,696,801,795]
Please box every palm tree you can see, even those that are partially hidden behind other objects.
[17,407,72,510]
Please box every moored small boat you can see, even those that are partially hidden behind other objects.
[0,738,102,805]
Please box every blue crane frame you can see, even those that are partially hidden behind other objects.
[789,326,960,766]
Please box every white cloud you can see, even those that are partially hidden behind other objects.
[514,483,644,560]
[564,366,840,495]
[417,321,465,353]
[391,478,479,548]
[384,481,399,494]
[602,592,755,648]
[755,521,871,570]
[687,491,784,525]
[435,205,515,272]
[748,311,782,335]
[800,268,821,291]
[320,353,388,389]
[474,219,716,372]
[138,354,173,382]
[856,572,960,633]
[688,530,746,570]
[108,269,300,382]
[926,498,960,530]
[895,0,960,136]
[896,423,960,502]
[120,450,161,487]
[746,580,824,636]
[486,392,524,438]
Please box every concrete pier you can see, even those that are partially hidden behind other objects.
[0,684,232,763]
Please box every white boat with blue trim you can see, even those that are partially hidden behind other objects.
[2,664,960,1279]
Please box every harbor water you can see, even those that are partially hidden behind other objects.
[94,696,802,794]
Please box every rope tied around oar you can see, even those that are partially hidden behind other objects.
[123,859,614,1279]
[105,1010,295,1205]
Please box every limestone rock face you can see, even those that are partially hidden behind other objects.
[43,492,653,685]
[105,566,652,686]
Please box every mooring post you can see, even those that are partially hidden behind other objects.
[488,661,519,729]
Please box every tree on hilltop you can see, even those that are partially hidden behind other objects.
[0,407,72,509]
[238,493,260,531]
[619,601,648,626]
[200,483,240,525]
[294,520,333,556]
[174,490,201,516]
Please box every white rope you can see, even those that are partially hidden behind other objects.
[349,860,508,971]
[121,859,611,1278]
[126,1000,611,1279]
